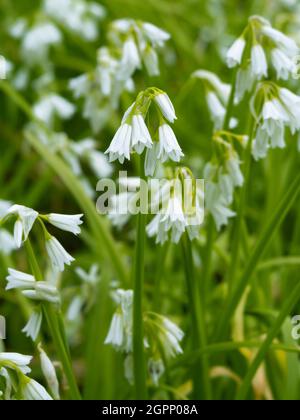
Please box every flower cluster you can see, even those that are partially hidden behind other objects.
[104,289,184,387]
[0,352,52,400]
[43,0,105,41]
[0,204,83,271]
[9,0,105,69]
[33,94,75,127]
[226,16,299,102]
[204,132,246,230]
[27,124,113,197]
[69,21,171,132]
[105,87,182,169]
[251,82,300,159]
[147,169,204,244]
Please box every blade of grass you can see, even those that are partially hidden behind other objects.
[236,280,300,400]
[215,172,300,341]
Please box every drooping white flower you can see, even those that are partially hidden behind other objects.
[6,269,36,291]
[38,345,60,400]
[251,44,268,78]
[271,48,296,80]
[22,310,43,342]
[144,142,160,177]
[206,182,236,231]
[6,205,38,248]
[251,84,300,159]
[192,70,231,104]
[146,213,169,245]
[0,229,17,255]
[158,124,184,163]
[45,236,75,272]
[75,264,100,285]
[43,0,105,41]
[6,269,60,304]
[226,37,246,68]
[46,214,83,235]
[193,70,239,128]
[131,115,153,154]
[156,316,184,359]
[160,195,187,244]
[235,66,257,104]
[33,94,75,126]
[118,37,141,81]
[105,289,133,353]
[21,22,62,65]
[142,22,170,47]
[88,150,113,179]
[104,313,124,349]
[206,91,226,130]
[143,46,159,76]
[0,200,12,218]
[22,282,60,305]
[252,127,270,161]
[22,378,52,401]
[105,124,132,164]
[0,353,32,375]
[226,155,244,187]
[154,93,177,123]
[279,88,300,133]
[261,25,299,56]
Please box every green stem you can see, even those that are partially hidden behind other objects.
[202,215,215,302]
[227,121,256,293]
[132,157,148,399]
[153,243,169,311]
[176,341,300,367]
[132,210,148,399]
[236,280,300,400]
[223,68,237,131]
[215,172,300,341]
[182,235,212,400]
[0,80,128,286]
[24,240,81,400]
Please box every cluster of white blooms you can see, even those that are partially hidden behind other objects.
[0,203,83,271]
[69,20,170,132]
[251,82,300,160]
[9,0,105,69]
[103,89,206,244]
[192,70,237,130]
[43,0,106,41]
[33,94,75,127]
[27,125,113,197]
[147,172,205,244]
[104,290,184,387]
[204,133,246,230]
[0,352,52,400]
[10,19,62,67]
[226,16,299,102]
[6,269,60,305]
[105,87,182,168]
